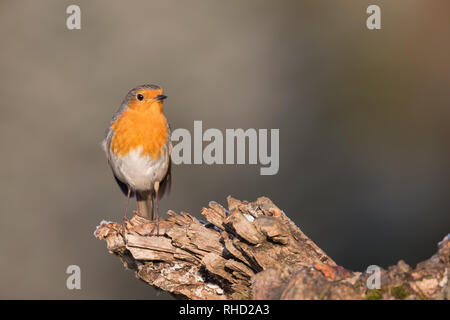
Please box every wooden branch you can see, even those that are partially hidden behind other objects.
[95,196,449,300]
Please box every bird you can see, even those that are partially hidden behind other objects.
[102,84,172,234]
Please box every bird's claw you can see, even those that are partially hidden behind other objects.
[120,219,129,245]
[150,218,160,236]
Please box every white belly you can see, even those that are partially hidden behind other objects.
[109,146,169,191]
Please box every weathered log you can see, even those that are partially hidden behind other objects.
[95,196,449,300]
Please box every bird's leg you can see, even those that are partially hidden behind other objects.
[121,186,132,243]
[124,187,131,222]
[151,181,160,235]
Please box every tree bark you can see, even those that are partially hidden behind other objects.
[95,196,449,300]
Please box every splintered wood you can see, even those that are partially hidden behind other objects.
[95,197,450,300]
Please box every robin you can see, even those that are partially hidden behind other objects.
[102,84,172,234]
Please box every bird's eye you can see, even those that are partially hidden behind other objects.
[137,94,144,101]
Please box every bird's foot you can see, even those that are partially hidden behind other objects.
[150,217,161,236]
[120,217,130,245]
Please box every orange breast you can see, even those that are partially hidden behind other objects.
[110,107,168,159]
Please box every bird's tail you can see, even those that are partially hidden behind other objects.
[136,190,154,220]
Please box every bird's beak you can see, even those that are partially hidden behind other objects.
[155,94,167,101]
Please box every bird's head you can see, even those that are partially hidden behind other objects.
[124,84,167,114]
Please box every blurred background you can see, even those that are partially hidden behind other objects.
[0,0,449,299]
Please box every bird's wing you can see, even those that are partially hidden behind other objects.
[103,127,135,198]
[159,135,172,199]
[159,159,171,199]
